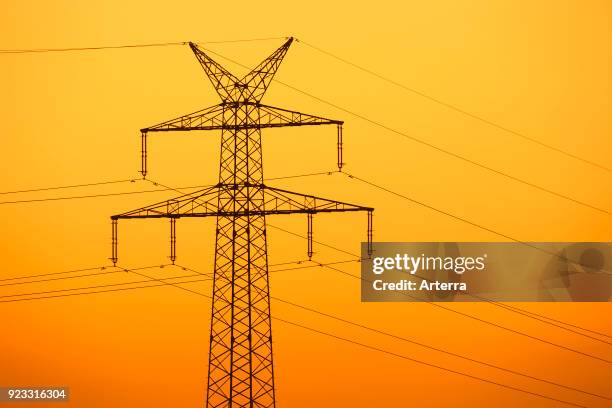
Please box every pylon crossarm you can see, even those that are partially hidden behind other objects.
[258,104,343,128]
[141,102,341,133]
[262,185,373,213]
[141,103,225,133]
[111,185,220,219]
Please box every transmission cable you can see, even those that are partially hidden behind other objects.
[101,265,599,407]
[342,171,612,276]
[177,263,610,401]
[0,37,286,54]
[200,46,609,215]
[269,223,612,343]
[0,184,208,205]
[142,177,612,346]
[0,259,312,288]
[0,261,597,406]
[321,261,610,363]
[0,178,138,195]
[295,39,611,173]
[5,258,610,399]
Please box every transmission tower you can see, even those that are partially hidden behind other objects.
[110,37,373,408]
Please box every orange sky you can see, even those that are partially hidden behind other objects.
[1,1,611,407]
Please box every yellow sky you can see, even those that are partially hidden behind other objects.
[0,1,611,407]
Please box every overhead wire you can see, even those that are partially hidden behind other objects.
[82,264,604,407]
[177,263,610,401]
[342,171,612,276]
[0,259,314,289]
[142,178,612,345]
[0,261,601,406]
[0,184,208,205]
[0,37,287,54]
[269,223,612,344]
[295,39,611,173]
[270,293,611,401]
[1,38,609,404]
[199,46,609,215]
[2,258,608,400]
[320,261,611,363]
[274,317,589,408]
[0,178,137,195]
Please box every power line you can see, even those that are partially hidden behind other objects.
[498,304,612,340]
[0,41,184,54]
[4,259,607,400]
[178,263,610,401]
[0,170,333,204]
[296,39,611,174]
[0,261,596,406]
[4,40,609,215]
[0,270,205,299]
[0,259,313,288]
[0,262,323,302]
[469,297,612,345]
[0,267,123,288]
[149,174,612,348]
[0,265,111,282]
[198,47,610,215]
[270,222,612,346]
[343,171,612,276]
[0,178,138,195]
[0,184,208,205]
[3,35,607,177]
[274,318,589,408]
[321,261,611,364]
[0,37,286,54]
[267,223,357,257]
[92,265,605,407]
[265,170,340,181]
[274,297,611,401]
[391,267,612,345]
[0,275,209,303]
[121,268,604,407]
[143,170,337,190]
[267,220,612,340]
[164,176,612,342]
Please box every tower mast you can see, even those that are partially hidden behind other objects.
[110,38,373,407]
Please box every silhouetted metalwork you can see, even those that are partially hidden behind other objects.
[110,37,373,408]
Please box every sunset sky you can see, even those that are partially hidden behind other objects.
[1,1,611,407]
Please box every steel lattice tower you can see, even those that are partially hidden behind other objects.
[110,37,373,407]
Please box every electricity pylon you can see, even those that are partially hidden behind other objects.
[110,37,373,408]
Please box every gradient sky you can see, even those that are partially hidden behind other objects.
[1,1,611,407]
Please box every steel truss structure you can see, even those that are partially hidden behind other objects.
[110,37,373,408]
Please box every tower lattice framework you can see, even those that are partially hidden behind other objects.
[110,37,373,408]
